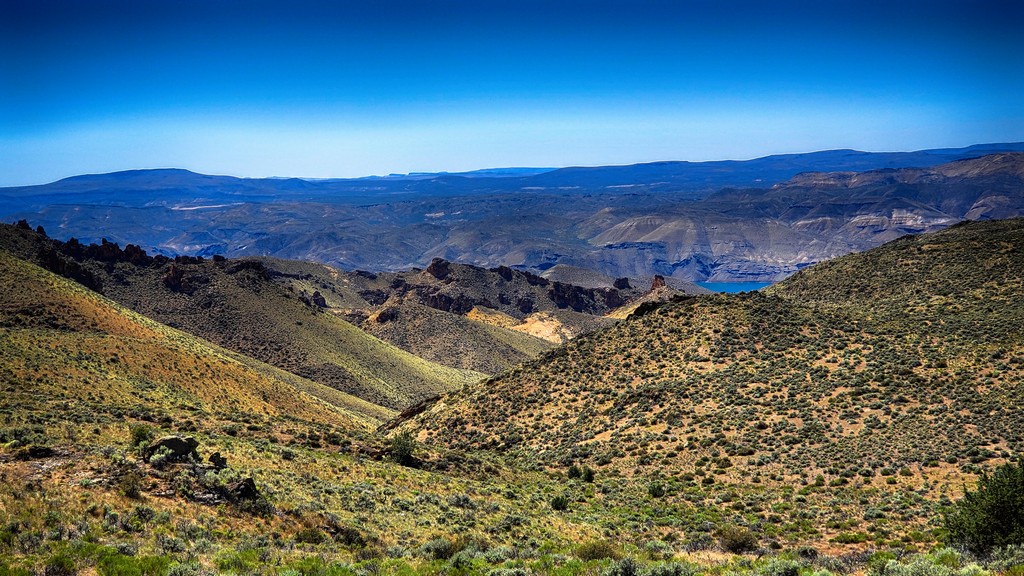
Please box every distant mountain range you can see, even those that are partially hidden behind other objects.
[3,143,1023,281]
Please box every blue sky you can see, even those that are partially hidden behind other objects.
[1,0,1022,185]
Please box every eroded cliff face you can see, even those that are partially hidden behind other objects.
[569,154,1024,281]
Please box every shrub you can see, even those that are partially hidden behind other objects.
[117,468,145,499]
[166,562,210,576]
[683,533,714,552]
[148,446,175,469]
[761,559,802,576]
[945,460,1024,555]
[834,532,869,544]
[644,540,673,560]
[718,525,758,553]
[484,546,517,564]
[418,538,458,561]
[576,540,622,561]
[603,557,641,576]
[550,494,569,511]
[875,558,954,576]
[989,545,1024,572]
[446,550,479,574]
[129,425,154,449]
[43,554,75,576]
[294,528,328,545]
[648,482,666,498]
[389,431,417,467]
[581,466,596,483]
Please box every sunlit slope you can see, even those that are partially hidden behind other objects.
[102,262,485,411]
[410,219,1024,481]
[0,250,390,435]
[360,300,554,374]
[768,218,1024,334]
[0,223,484,411]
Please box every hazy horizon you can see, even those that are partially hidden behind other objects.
[7,140,1024,189]
[2,0,1022,187]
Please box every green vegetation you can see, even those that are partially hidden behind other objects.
[0,223,483,415]
[945,460,1024,554]
[2,219,1024,574]
[409,218,1024,547]
[389,430,418,466]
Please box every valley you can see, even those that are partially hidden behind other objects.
[3,146,1023,282]
[1,155,1023,576]
[6,0,1023,573]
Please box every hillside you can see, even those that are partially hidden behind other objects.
[0,223,488,410]
[2,223,675,402]
[2,220,1023,575]
[0,250,381,435]
[407,218,1024,545]
[261,254,648,347]
[359,299,554,373]
[0,248,633,574]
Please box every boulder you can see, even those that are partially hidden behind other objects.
[209,452,228,469]
[14,445,56,460]
[424,258,450,280]
[228,477,260,501]
[311,291,327,307]
[144,435,199,463]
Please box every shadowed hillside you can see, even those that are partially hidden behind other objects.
[258,254,655,348]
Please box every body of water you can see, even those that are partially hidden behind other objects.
[697,281,772,293]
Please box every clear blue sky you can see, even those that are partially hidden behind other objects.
[1,0,1022,186]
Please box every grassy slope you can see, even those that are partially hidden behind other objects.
[0,250,389,435]
[408,218,1024,546]
[0,223,485,411]
[2,223,1023,574]
[360,300,554,374]
[104,264,484,411]
[0,250,629,574]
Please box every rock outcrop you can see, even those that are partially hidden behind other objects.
[143,435,199,463]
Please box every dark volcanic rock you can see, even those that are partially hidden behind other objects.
[311,290,327,307]
[425,258,451,280]
[228,477,260,501]
[162,264,194,294]
[547,282,625,312]
[209,452,228,469]
[144,435,199,462]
